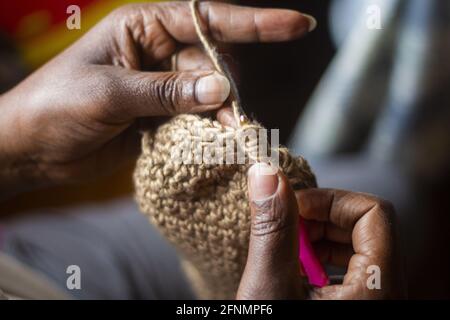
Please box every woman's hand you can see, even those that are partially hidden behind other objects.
[237,162,406,300]
[0,1,315,197]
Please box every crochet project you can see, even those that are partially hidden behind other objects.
[134,0,317,299]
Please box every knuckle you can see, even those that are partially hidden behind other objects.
[354,191,396,219]
[365,196,396,226]
[107,3,157,31]
[106,5,134,24]
[203,2,227,42]
[378,198,395,214]
[94,73,119,105]
[376,199,396,222]
[88,71,125,120]
[149,73,184,114]
[108,3,145,19]
[251,198,288,236]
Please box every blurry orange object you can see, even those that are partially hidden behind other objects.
[0,0,162,68]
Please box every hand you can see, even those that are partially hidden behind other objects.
[237,162,406,300]
[0,1,315,196]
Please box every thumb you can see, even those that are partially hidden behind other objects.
[96,67,230,121]
[237,162,304,300]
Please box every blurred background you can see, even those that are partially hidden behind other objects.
[0,0,449,299]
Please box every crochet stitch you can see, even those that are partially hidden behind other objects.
[134,115,316,299]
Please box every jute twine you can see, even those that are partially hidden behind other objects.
[134,0,317,299]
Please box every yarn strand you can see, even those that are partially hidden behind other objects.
[190,0,248,126]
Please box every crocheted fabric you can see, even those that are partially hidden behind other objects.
[134,114,317,299]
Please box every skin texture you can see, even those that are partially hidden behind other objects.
[238,163,406,300]
[0,1,314,197]
[0,1,402,299]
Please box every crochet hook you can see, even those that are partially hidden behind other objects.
[299,218,329,288]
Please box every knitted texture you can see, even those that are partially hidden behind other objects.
[134,114,317,299]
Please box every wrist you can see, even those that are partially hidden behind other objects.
[0,92,47,199]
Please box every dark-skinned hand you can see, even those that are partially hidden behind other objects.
[237,162,406,300]
[0,1,315,197]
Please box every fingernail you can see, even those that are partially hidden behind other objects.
[195,72,230,105]
[248,163,279,201]
[303,14,317,32]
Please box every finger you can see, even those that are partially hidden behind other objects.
[295,188,392,230]
[304,220,352,244]
[151,1,316,44]
[309,284,356,300]
[216,107,237,128]
[175,46,234,126]
[176,46,240,127]
[93,66,231,121]
[314,241,354,267]
[297,189,405,299]
[343,201,401,298]
[176,46,215,71]
[101,2,316,66]
[296,188,395,269]
[237,162,304,300]
[303,220,324,242]
[297,189,396,274]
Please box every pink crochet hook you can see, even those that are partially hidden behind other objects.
[299,218,329,287]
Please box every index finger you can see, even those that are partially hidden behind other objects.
[295,189,394,231]
[295,188,396,268]
[129,1,315,44]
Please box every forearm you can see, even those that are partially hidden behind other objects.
[0,41,36,199]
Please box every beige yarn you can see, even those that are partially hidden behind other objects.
[189,0,248,126]
[133,0,317,299]
[134,115,316,299]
